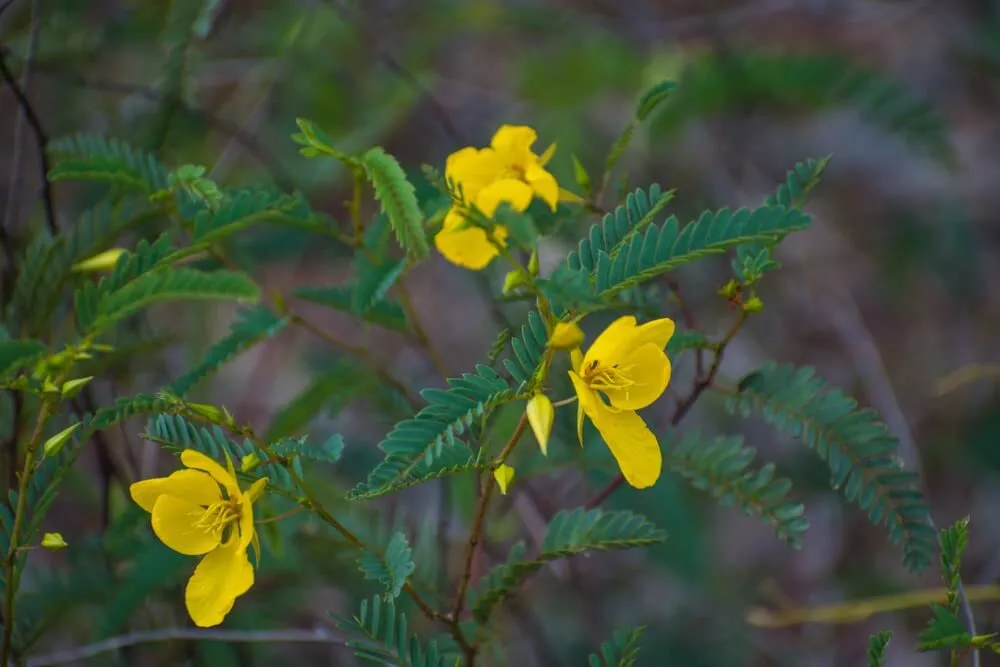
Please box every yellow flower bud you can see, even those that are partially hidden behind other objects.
[72,248,127,273]
[241,453,262,473]
[502,269,530,295]
[493,464,515,495]
[525,394,554,456]
[528,249,540,276]
[41,532,68,550]
[718,279,740,299]
[742,295,764,313]
[549,321,585,350]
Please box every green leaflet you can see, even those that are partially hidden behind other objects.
[347,365,513,500]
[355,531,416,600]
[171,305,289,398]
[867,631,892,667]
[332,595,456,667]
[360,147,429,261]
[727,362,936,573]
[0,339,46,379]
[469,508,665,623]
[588,627,647,667]
[79,268,260,335]
[47,134,170,193]
[663,431,808,548]
[293,283,408,333]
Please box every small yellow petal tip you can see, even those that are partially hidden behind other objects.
[493,464,515,495]
[41,532,68,550]
[72,248,127,273]
[526,394,554,456]
[549,322,585,350]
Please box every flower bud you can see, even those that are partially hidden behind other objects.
[493,464,515,495]
[41,532,68,550]
[526,394,554,456]
[548,322,585,350]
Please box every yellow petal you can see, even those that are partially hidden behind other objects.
[549,322,585,350]
[570,347,584,373]
[601,343,671,411]
[185,537,254,627]
[524,163,559,210]
[151,495,222,555]
[475,178,534,217]
[130,469,221,514]
[526,394,554,456]
[238,487,256,550]
[445,147,503,200]
[181,450,239,499]
[582,315,637,369]
[490,125,537,157]
[435,224,501,270]
[590,407,662,489]
[631,317,676,351]
[568,370,599,445]
[493,464,515,495]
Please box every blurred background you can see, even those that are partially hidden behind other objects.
[2,0,1000,665]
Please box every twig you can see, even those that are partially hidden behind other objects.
[1,400,53,666]
[0,42,57,235]
[25,626,345,667]
[584,311,749,509]
[452,414,528,666]
[664,276,703,378]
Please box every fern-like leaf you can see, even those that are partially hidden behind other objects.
[0,339,46,379]
[270,434,344,463]
[190,188,314,245]
[501,311,549,390]
[293,284,408,333]
[81,268,260,334]
[664,431,808,548]
[332,595,454,667]
[940,517,969,615]
[48,134,169,193]
[469,508,665,622]
[588,627,646,667]
[727,362,936,573]
[765,157,830,210]
[171,305,289,397]
[348,366,513,500]
[356,531,416,599]
[867,630,892,667]
[360,147,428,261]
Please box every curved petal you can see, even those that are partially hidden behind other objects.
[538,142,557,167]
[181,450,239,499]
[131,469,221,513]
[524,163,559,210]
[151,495,222,555]
[631,318,676,352]
[568,371,599,445]
[238,479,266,550]
[490,125,537,158]
[185,538,254,627]
[435,225,501,270]
[445,147,503,200]
[475,179,534,217]
[601,344,671,411]
[582,316,637,370]
[585,402,662,489]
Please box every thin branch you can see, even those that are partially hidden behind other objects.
[585,311,749,509]
[25,626,345,667]
[0,45,57,235]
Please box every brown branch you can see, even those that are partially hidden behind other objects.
[0,47,57,235]
[585,311,749,509]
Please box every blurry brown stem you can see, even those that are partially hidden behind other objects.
[453,414,528,665]
[665,276,703,377]
[585,311,749,509]
[1,400,52,666]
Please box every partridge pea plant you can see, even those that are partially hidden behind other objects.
[0,79,942,666]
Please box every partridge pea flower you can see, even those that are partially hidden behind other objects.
[130,450,267,627]
[567,316,675,489]
[435,125,560,270]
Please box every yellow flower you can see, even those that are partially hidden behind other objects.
[130,450,267,627]
[435,125,561,270]
[567,316,675,489]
